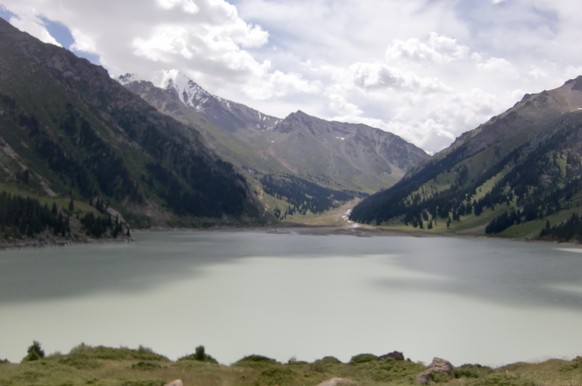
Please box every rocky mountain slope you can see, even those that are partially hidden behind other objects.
[266,110,428,192]
[351,76,582,240]
[123,74,428,217]
[0,18,263,240]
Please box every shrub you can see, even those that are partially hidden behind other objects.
[349,353,378,364]
[454,363,493,379]
[178,345,218,364]
[67,344,167,361]
[234,354,280,367]
[258,367,298,385]
[22,341,45,362]
[310,356,342,373]
[194,345,205,361]
[131,361,165,370]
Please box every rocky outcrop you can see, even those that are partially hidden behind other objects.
[379,351,405,361]
[415,357,454,384]
[163,380,183,386]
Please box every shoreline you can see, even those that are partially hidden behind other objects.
[2,222,581,251]
[134,223,582,248]
[0,234,133,251]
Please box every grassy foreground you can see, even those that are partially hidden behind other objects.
[1,344,582,386]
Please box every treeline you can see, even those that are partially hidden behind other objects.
[0,192,69,239]
[539,214,582,242]
[80,212,124,238]
[0,191,128,240]
[261,174,361,217]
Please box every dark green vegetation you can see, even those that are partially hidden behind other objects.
[0,18,263,242]
[0,192,69,238]
[259,174,365,218]
[123,78,428,218]
[351,76,582,242]
[1,343,581,385]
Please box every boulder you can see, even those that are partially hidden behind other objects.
[415,357,454,384]
[379,351,405,361]
[316,377,356,386]
[164,380,183,386]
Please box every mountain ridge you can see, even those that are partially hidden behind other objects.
[123,72,429,196]
[350,75,582,240]
[0,17,264,241]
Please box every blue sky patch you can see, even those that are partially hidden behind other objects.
[40,16,101,64]
[0,5,15,21]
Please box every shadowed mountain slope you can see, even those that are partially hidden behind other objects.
[0,18,263,239]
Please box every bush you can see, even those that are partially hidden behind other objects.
[349,353,378,364]
[454,363,493,379]
[178,345,218,364]
[131,361,165,370]
[234,354,280,367]
[194,345,205,361]
[467,374,536,386]
[67,344,167,361]
[22,341,45,362]
[258,367,299,385]
[310,356,342,373]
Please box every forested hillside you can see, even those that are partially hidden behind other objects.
[0,18,263,242]
[351,76,582,241]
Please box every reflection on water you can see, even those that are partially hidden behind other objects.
[0,231,581,366]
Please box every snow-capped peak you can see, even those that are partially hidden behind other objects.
[160,69,213,110]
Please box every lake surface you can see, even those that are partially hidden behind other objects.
[1,230,582,366]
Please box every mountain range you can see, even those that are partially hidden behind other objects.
[0,16,427,241]
[121,71,428,217]
[351,76,582,241]
[4,13,582,243]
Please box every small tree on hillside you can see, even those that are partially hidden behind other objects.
[22,341,45,362]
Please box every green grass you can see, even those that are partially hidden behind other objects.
[1,344,581,386]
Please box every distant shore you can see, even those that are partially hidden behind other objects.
[2,222,581,251]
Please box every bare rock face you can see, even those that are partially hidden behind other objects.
[379,351,405,361]
[415,357,454,384]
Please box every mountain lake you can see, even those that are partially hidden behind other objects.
[1,230,581,366]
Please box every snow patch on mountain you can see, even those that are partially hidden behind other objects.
[160,69,214,110]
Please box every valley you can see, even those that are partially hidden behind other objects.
[1,7,582,385]
[2,12,582,245]
[0,16,430,245]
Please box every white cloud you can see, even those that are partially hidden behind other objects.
[7,13,60,46]
[157,0,199,14]
[1,0,582,154]
[244,68,322,100]
[386,32,469,63]
[474,56,517,75]
[348,62,448,93]
[133,25,194,62]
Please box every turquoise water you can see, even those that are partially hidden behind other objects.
[1,230,581,365]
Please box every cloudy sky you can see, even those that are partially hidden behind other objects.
[1,0,581,153]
